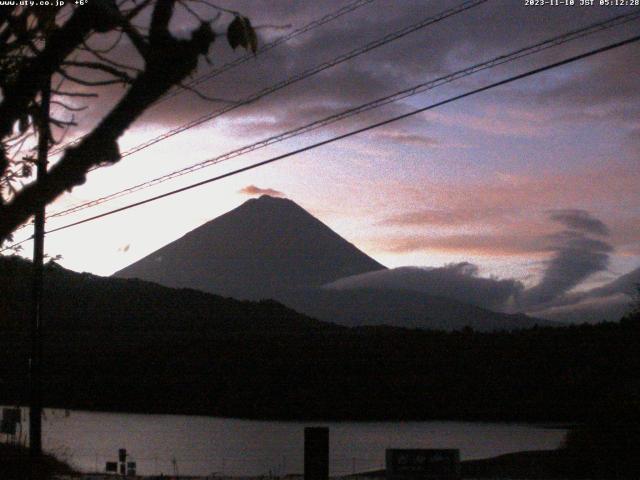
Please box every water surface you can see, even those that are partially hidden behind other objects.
[11,408,566,476]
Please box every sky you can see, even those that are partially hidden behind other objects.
[8,0,640,321]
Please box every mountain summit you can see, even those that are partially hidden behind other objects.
[115,195,550,331]
[114,195,385,299]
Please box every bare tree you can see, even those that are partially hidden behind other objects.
[0,1,257,244]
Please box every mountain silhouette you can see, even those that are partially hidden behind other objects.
[1,257,635,421]
[277,288,553,332]
[114,195,385,299]
[115,195,551,331]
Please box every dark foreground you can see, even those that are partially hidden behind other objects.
[3,439,640,480]
[1,255,639,423]
[355,447,639,479]
[0,443,76,480]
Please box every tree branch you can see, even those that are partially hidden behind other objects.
[83,44,142,73]
[149,0,176,44]
[123,0,154,21]
[0,4,104,139]
[0,21,216,241]
[51,90,99,98]
[58,69,129,86]
[117,16,149,59]
[50,100,88,112]
[176,80,236,103]
[61,60,135,83]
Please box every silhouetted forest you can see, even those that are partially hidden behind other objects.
[1,256,638,423]
[0,442,75,480]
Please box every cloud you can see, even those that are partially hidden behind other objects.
[369,208,630,322]
[537,46,640,110]
[424,107,552,138]
[521,212,613,308]
[533,293,631,324]
[382,207,500,227]
[70,2,640,141]
[324,263,523,311]
[329,251,638,324]
[117,244,130,253]
[529,265,640,319]
[238,185,286,198]
[383,209,476,226]
[369,163,639,258]
[548,209,609,236]
[583,265,640,299]
[374,131,440,148]
[43,0,636,202]
[378,232,549,256]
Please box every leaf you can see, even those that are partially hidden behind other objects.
[227,16,245,50]
[245,18,258,54]
[21,164,32,178]
[227,16,258,53]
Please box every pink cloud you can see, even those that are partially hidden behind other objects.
[366,163,639,258]
[384,164,638,215]
[377,232,550,257]
[238,185,286,198]
[374,131,440,148]
[423,106,552,138]
[382,207,509,227]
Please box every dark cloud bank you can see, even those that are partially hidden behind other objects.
[520,209,613,309]
[326,262,523,312]
[71,1,640,146]
[327,210,636,323]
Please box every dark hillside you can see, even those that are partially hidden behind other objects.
[1,256,638,422]
[0,255,337,333]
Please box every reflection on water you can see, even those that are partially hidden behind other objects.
[13,408,565,476]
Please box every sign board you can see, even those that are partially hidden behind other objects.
[386,449,460,480]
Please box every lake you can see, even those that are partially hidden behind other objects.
[8,408,566,476]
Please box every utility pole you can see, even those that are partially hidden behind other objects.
[30,75,50,459]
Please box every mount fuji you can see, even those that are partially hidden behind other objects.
[115,195,551,331]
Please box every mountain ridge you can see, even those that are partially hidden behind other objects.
[114,195,552,331]
[0,255,337,333]
[2,255,636,422]
[277,287,554,332]
[114,195,385,300]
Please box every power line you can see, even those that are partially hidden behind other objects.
[43,11,640,221]
[49,0,376,156]
[162,0,377,103]
[120,0,489,158]
[42,34,640,237]
[5,0,490,240]
[59,0,489,163]
[0,235,35,254]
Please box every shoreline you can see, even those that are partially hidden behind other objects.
[55,449,567,480]
[0,404,579,427]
